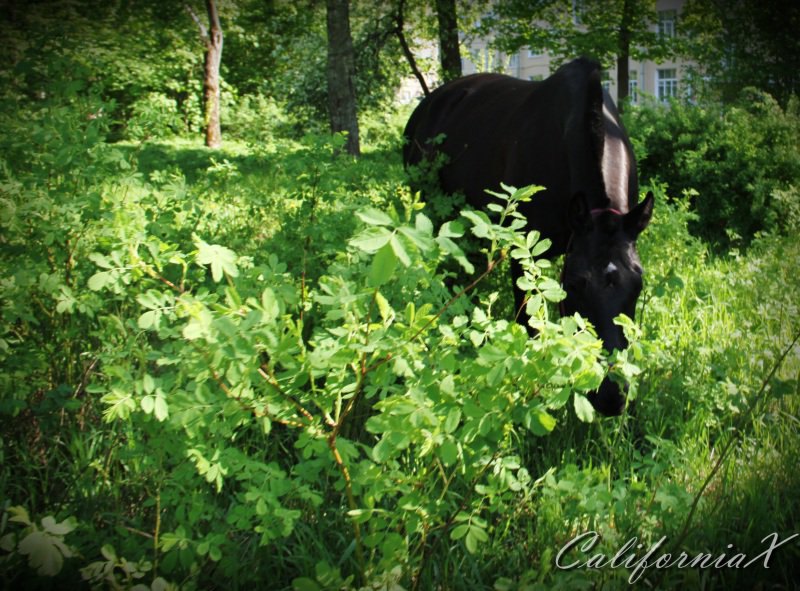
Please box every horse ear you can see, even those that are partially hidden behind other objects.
[624,191,654,237]
[569,192,593,233]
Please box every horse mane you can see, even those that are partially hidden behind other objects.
[583,62,606,177]
[556,57,608,204]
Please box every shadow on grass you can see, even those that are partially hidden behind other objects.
[112,137,405,187]
[113,138,271,184]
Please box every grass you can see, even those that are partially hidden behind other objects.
[1,123,799,590]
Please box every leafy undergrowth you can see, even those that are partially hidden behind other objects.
[1,85,799,591]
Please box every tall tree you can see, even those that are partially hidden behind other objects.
[435,0,462,82]
[187,0,224,148]
[326,0,360,156]
[482,0,673,107]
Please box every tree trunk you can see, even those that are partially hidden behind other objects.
[186,1,223,148]
[616,0,634,111]
[204,0,223,148]
[435,0,461,82]
[326,0,360,156]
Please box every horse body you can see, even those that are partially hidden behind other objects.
[403,58,654,416]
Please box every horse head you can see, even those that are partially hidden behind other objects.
[560,191,654,415]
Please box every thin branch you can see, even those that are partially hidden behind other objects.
[327,433,366,582]
[395,0,430,97]
[257,364,315,424]
[184,3,208,41]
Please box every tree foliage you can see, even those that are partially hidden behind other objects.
[680,0,800,107]
[478,0,677,108]
[480,0,675,67]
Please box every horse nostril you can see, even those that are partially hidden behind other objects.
[603,262,619,287]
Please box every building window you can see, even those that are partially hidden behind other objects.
[629,70,639,104]
[658,10,677,38]
[527,48,542,59]
[657,69,678,102]
[572,0,585,25]
[508,52,519,72]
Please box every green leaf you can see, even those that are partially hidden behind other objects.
[142,374,155,394]
[138,310,159,330]
[439,439,459,466]
[87,271,111,291]
[573,393,595,422]
[100,544,117,561]
[389,234,411,266]
[461,210,491,238]
[372,431,409,463]
[542,287,566,302]
[261,288,280,322]
[513,184,543,202]
[183,308,213,341]
[356,207,393,226]
[527,408,557,436]
[40,516,76,537]
[7,506,32,526]
[154,395,169,421]
[437,236,474,273]
[398,225,435,253]
[372,437,393,463]
[443,408,461,433]
[486,363,506,387]
[196,239,239,282]
[18,530,72,576]
[470,524,489,542]
[88,252,112,269]
[439,220,465,238]
[369,243,397,287]
[375,291,393,322]
[415,212,434,235]
[531,237,552,257]
[464,529,479,553]
[292,577,322,591]
[451,524,469,540]
[516,276,537,291]
[350,226,392,253]
[141,395,155,414]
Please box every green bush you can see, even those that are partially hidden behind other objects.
[127,92,185,141]
[221,94,291,144]
[625,90,800,248]
[2,74,799,590]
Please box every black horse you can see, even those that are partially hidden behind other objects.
[403,58,653,416]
